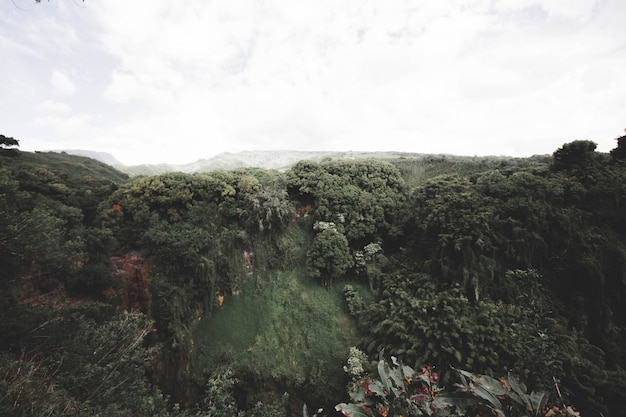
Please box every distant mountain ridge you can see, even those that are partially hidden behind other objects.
[59,148,521,177]
[53,150,124,166]
[111,150,437,176]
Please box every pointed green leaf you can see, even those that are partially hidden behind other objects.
[391,373,405,389]
[453,368,470,389]
[456,368,476,380]
[506,390,525,406]
[368,381,387,397]
[335,403,373,417]
[474,374,506,396]
[438,392,481,409]
[349,385,366,402]
[530,391,549,416]
[507,372,528,396]
[378,359,392,390]
[507,372,531,410]
[471,383,503,409]
[401,364,416,380]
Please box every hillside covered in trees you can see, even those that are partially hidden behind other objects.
[1,136,626,416]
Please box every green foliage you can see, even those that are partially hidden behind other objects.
[336,355,457,417]
[308,228,354,287]
[2,143,626,416]
[552,140,599,170]
[194,367,245,417]
[390,154,551,188]
[359,277,533,380]
[0,307,176,417]
[610,134,626,160]
[287,159,407,246]
[239,185,295,236]
[408,173,506,300]
[101,169,295,354]
[403,152,626,388]
[144,219,212,271]
[192,268,358,408]
[355,243,386,291]
[58,312,166,412]
[276,222,311,270]
[0,150,127,294]
[246,392,290,417]
[343,346,370,383]
[453,368,581,417]
[0,352,81,417]
[343,285,365,318]
[337,354,580,417]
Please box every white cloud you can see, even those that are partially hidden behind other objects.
[39,99,72,116]
[50,70,77,96]
[1,0,624,164]
[35,111,94,138]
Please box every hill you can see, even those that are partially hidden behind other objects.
[1,149,129,186]
[52,149,125,166]
[112,149,527,176]
[1,141,625,416]
[115,150,366,175]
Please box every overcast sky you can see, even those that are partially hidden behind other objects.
[1,0,624,165]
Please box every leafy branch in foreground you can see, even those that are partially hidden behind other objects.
[336,353,580,417]
[453,368,580,417]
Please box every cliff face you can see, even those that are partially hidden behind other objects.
[108,252,152,316]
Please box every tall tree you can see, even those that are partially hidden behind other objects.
[552,139,599,170]
[0,134,19,149]
[307,227,353,287]
[610,134,626,160]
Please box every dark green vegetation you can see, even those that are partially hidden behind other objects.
[1,136,625,416]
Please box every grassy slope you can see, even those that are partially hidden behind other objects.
[191,267,362,405]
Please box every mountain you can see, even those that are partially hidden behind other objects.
[115,150,438,176]
[54,149,124,166]
[57,148,521,177]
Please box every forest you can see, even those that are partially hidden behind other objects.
[1,135,625,416]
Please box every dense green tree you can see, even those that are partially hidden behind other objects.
[307,227,353,287]
[0,309,174,417]
[552,139,601,170]
[0,134,19,149]
[354,242,386,291]
[0,149,127,293]
[610,133,626,160]
[239,186,294,236]
[359,276,532,380]
[406,174,503,300]
[287,160,407,247]
[193,367,244,417]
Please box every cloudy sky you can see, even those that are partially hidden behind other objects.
[1,0,624,165]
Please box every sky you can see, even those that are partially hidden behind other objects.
[1,0,625,166]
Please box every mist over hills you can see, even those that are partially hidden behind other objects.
[59,149,522,176]
[117,150,344,175]
[52,149,124,166]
